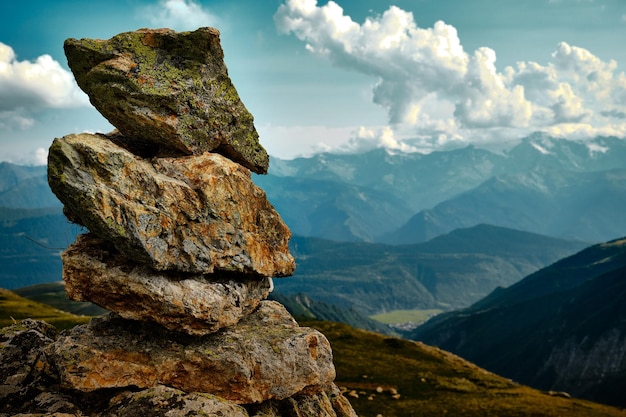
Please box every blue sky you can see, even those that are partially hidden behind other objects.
[1,0,626,164]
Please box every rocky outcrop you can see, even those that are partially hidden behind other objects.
[48,132,294,277]
[100,385,250,417]
[0,320,356,417]
[64,27,269,174]
[15,25,359,417]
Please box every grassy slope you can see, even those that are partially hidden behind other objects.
[0,288,91,329]
[13,282,107,317]
[307,320,625,417]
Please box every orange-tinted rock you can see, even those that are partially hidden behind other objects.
[47,302,336,404]
[48,132,294,277]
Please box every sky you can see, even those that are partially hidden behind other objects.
[1,0,626,164]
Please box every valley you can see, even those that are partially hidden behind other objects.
[411,237,626,408]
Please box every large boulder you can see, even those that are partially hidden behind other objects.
[63,233,273,335]
[48,132,294,277]
[64,27,269,174]
[47,302,336,404]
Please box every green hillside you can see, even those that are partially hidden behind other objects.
[411,237,626,408]
[307,320,625,417]
[0,288,91,329]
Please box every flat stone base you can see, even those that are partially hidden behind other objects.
[47,301,336,404]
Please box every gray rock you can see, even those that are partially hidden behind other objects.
[64,27,269,174]
[0,320,59,412]
[47,301,336,404]
[248,384,358,417]
[48,132,294,277]
[99,385,249,417]
[63,233,273,335]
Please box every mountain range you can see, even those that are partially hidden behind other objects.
[410,237,626,408]
[0,150,589,317]
[384,167,626,244]
[0,162,60,209]
[274,225,585,315]
[4,134,626,246]
[256,134,626,243]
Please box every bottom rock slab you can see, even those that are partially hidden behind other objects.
[47,301,335,404]
[100,385,249,417]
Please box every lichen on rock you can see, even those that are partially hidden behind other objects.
[17,25,360,417]
[64,27,269,174]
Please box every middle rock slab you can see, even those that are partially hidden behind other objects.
[63,233,272,335]
[48,132,294,277]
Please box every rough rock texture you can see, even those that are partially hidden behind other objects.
[1,319,356,417]
[63,233,272,335]
[47,302,336,404]
[24,24,358,417]
[48,132,294,276]
[100,385,249,417]
[248,385,358,417]
[64,27,269,174]
[0,320,59,414]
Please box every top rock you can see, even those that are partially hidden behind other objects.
[64,27,269,174]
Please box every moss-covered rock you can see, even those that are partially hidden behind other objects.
[64,27,269,174]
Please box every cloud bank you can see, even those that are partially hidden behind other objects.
[0,42,88,130]
[275,0,626,153]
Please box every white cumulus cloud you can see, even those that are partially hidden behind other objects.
[0,42,88,113]
[143,0,217,31]
[275,0,626,151]
[342,126,419,154]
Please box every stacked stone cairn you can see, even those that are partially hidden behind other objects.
[0,27,358,416]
